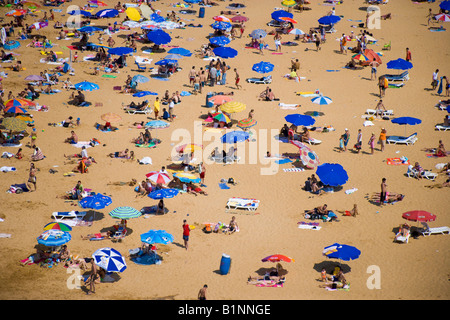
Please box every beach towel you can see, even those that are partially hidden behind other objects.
[136,141,157,148]
[345,188,358,194]
[426,153,448,158]
[219,183,230,189]
[275,159,293,164]
[101,74,117,78]
[296,91,319,97]
[298,221,321,230]
[1,152,14,158]
[283,168,304,172]
[387,157,410,165]
[0,166,16,172]
[71,141,92,148]
[138,157,152,165]
[255,281,284,287]
[0,233,11,238]
[134,56,153,64]
[278,103,300,109]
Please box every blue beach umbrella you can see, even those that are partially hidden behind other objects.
[323,243,361,261]
[78,26,103,33]
[221,130,249,144]
[92,247,127,273]
[37,230,72,247]
[155,59,178,66]
[4,40,20,50]
[318,15,341,25]
[211,21,232,30]
[147,29,172,45]
[250,29,267,39]
[96,9,119,18]
[140,230,174,245]
[75,81,99,91]
[439,0,450,11]
[285,114,316,127]
[213,46,238,59]
[132,75,150,83]
[133,91,158,97]
[316,163,348,187]
[386,58,413,71]
[271,10,293,22]
[391,116,422,134]
[148,188,179,200]
[184,0,201,3]
[109,206,142,219]
[209,36,231,47]
[108,47,133,56]
[167,47,192,57]
[150,13,165,23]
[68,10,92,17]
[311,95,333,105]
[79,193,112,209]
[252,61,275,74]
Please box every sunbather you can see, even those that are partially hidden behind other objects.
[370,192,405,203]
[186,182,208,196]
[107,149,129,159]
[81,230,114,240]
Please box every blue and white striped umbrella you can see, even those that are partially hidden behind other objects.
[37,230,72,247]
[109,206,142,219]
[311,95,333,105]
[140,230,174,245]
[92,247,127,273]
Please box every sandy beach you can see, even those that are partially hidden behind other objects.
[0,0,449,301]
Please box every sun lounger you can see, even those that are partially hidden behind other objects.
[52,211,89,227]
[386,132,417,145]
[394,231,410,243]
[306,137,322,145]
[246,75,272,84]
[406,165,438,180]
[111,228,127,242]
[226,197,260,211]
[383,71,409,82]
[365,109,394,117]
[126,105,152,115]
[420,223,450,237]
[435,124,450,131]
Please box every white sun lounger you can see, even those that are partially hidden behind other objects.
[365,109,394,117]
[394,231,410,243]
[226,197,260,211]
[386,132,418,145]
[435,124,450,131]
[420,223,450,237]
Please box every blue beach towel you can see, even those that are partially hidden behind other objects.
[275,158,293,164]
[219,183,230,189]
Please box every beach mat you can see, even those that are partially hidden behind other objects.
[102,74,118,78]
[219,183,230,189]
[275,159,293,164]
[386,158,410,165]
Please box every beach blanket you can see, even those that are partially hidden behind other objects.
[298,221,321,230]
[136,142,157,148]
[0,233,11,238]
[296,91,319,97]
[71,141,92,148]
[219,183,230,190]
[134,56,153,64]
[278,103,300,109]
[255,281,284,287]
[0,166,16,172]
[275,159,293,164]
[1,152,14,158]
[138,157,152,165]
[39,58,68,65]
[387,157,410,165]
[426,152,449,158]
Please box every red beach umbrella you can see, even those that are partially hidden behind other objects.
[402,210,437,222]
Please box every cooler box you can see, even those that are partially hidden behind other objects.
[220,253,231,275]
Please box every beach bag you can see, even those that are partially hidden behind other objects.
[203,225,212,234]
[384,78,388,88]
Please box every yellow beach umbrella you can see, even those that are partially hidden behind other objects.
[282,0,296,7]
[126,7,141,21]
[1,117,28,132]
[220,101,246,114]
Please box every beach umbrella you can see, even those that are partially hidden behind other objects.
[290,140,312,152]
[150,13,165,23]
[92,247,127,273]
[145,120,170,129]
[271,10,293,21]
[154,59,178,66]
[6,9,27,17]
[300,148,320,169]
[318,15,341,25]
[352,53,369,62]
[289,28,305,35]
[30,22,48,30]
[391,116,422,134]
[285,114,316,127]
[108,47,133,56]
[101,112,122,123]
[1,117,27,132]
[237,118,257,130]
[78,26,103,33]
[435,13,450,22]
[211,21,232,30]
[262,254,295,263]
[213,113,231,123]
[213,15,232,23]
[386,58,413,70]
[209,36,231,47]
[133,91,158,97]
[79,193,112,210]
[164,54,184,60]
[43,222,72,232]
[250,29,267,39]
[167,47,192,57]
[145,171,172,185]
[281,0,297,7]
[75,81,99,91]
[402,210,437,223]
[231,15,249,23]
[89,0,107,6]
[323,243,361,262]
[184,0,201,3]
[15,114,34,124]
[109,206,142,220]
[213,46,238,59]
[147,29,172,45]
[208,95,233,106]
[96,9,119,18]
[311,95,333,106]
[3,40,20,50]
[5,98,35,108]
[132,75,150,83]
[140,230,174,245]
[68,10,92,17]
[37,230,71,247]
[316,163,348,187]
[221,130,249,144]
[24,75,45,82]
[4,105,28,114]
[252,61,274,74]
[176,143,203,153]
[148,188,179,200]
[280,17,297,24]
[439,0,450,11]
[220,101,246,113]
[126,7,141,21]
[173,172,201,184]
[364,49,382,65]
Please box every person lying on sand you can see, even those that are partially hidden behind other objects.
[107,149,129,158]
[81,230,114,240]
[336,204,359,217]
[107,179,137,186]
[425,178,450,189]
[370,192,405,203]
[186,182,208,196]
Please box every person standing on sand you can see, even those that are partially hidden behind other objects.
[234,68,241,89]
[368,133,375,155]
[405,47,412,62]
[182,219,190,250]
[199,162,206,187]
[431,69,439,90]
[189,66,196,87]
[27,163,37,192]
[198,284,207,300]
[380,178,387,205]
[369,58,379,81]
[379,128,387,152]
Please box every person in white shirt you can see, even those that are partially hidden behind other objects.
[432,69,439,90]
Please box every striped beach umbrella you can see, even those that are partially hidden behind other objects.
[92,247,127,273]
[213,112,231,123]
[434,13,450,22]
[145,171,171,185]
[311,95,333,105]
[109,206,142,220]
[43,222,72,232]
[220,101,246,113]
[352,53,369,62]
[262,254,295,263]
[237,118,257,130]
[300,148,320,169]
[5,98,35,108]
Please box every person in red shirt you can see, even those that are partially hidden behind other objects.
[405,48,412,62]
[182,220,190,250]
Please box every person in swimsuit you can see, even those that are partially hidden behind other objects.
[369,58,379,81]
[234,68,241,89]
[27,163,37,191]
[380,178,387,205]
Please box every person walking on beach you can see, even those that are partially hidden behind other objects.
[380,178,387,205]
[199,162,206,187]
[431,69,439,90]
[368,133,375,155]
[234,68,241,90]
[379,128,387,152]
[369,58,379,81]
[153,97,160,120]
[182,219,190,250]
[274,32,282,53]
[405,48,412,62]
[378,75,387,97]
[27,163,37,192]
[198,284,208,300]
